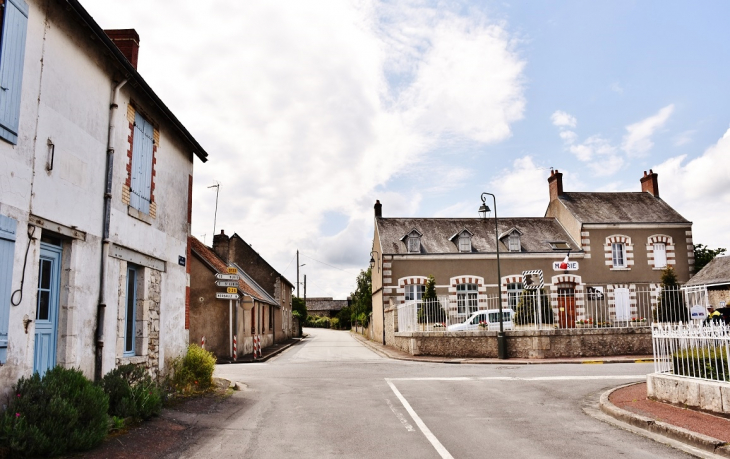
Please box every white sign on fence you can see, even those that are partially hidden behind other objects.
[690,305,707,320]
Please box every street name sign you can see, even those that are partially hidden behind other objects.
[553,261,579,271]
[215,273,237,280]
[216,293,239,300]
[215,280,237,287]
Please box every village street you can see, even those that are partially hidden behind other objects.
[171,328,696,459]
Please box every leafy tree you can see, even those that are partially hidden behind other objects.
[336,305,352,329]
[292,296,307,321]
[656,266,688,322]
[693,244,727,273]
[350,268,372,327]
[514,288,553,326]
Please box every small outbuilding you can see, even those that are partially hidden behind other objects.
[684,256,730,310]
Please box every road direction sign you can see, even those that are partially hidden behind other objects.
[215,280,237,287]
[216,293,239,300]
[227,266,238,274]
[227,287,238,294]
[215,273,237,280]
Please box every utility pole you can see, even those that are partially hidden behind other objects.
[296,250,300,298]
[208,183,220,238]
[304,274,307,310]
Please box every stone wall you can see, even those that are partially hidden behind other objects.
[391,328,652,358]
[385,306,395,346]
[647,373,730,415]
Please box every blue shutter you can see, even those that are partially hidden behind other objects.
[0,0,29,145]
[0,214,18,363]
[131,112,153,213]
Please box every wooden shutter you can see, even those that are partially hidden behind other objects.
[0,0,29,144]
[0,214,17,363]
[131,112,154,213]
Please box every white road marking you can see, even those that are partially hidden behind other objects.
[385,398,415,432]
[386,379,454,459]
[387,375,646,382]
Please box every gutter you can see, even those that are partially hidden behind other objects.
[60,0,208,163]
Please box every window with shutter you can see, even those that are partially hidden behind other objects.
[0,214,17,363]
[130,112,154,213]
[0,0,29,145]
[653,243,667,268]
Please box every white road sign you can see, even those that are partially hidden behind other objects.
[216,293,240,300]
[215,280,237,287]
[215,273,238,280]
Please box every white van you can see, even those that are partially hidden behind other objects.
[447,309,515,332]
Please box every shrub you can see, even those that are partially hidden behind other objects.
[100,364,162,421]
[329,317,340,329]
[673,347,729,381]
[167,344,217,395]
[656,267,689,323]
[0,366,109,457]
[515,289,554,326]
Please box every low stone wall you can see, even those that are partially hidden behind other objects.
[647,373,730,415]
[391,328,652,358]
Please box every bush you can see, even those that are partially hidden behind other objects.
[329,317,340,329]
[167,344,217,395]
[515,289,554,326]
[100,364,162,421]
[673,347,729,381]
[336,306,352,329]
[0,366,109,457]
[305,315,331,328]
[656,267,689,323]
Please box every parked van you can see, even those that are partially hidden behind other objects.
[447,309,515,332]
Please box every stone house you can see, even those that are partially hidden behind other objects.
[307,297,349,318]
[0,0,208,388]
[371,170,693,344]
[188,237,279,359]
[684,256,730,310]
[211,230,295,342]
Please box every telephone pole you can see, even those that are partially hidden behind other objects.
[297,250,300,298]
[304,274,307,309]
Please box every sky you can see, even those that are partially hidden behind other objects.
[84,0,730,299]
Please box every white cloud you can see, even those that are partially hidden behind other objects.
[655,127,730,249]
[673,129,696,147]
[610,82,623,94]
[564,135,624,176]
[551,110,577,129]
[488,156,551,217]
[622,104,675,157]
[559,130,577,144]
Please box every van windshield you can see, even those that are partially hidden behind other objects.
[488,312,511,322]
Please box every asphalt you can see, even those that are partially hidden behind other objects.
[351,331,730,458]
[217,337,304,363]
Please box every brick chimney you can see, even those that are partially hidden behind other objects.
[640,169,659,197]
[374,200,382,218]
[104,29,140,69]
[547,169,564,201]
[212,229,230,262]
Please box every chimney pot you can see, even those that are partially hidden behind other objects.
[547,169,564,201]
[104,29,140,69]
[640,170,659,197]
[374,200,382,218]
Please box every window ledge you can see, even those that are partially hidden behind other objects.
[128,206,152,225]
[652,267,668,271]
[610,267,631,271]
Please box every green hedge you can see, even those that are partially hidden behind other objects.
[672,347,730,381]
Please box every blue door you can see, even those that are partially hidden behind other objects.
[34,242,61,377]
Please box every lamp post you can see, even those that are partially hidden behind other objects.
[479,192,507,360]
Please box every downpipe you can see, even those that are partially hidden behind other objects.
[95,78,128,381]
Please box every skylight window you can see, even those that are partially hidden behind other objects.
[549,241,570,250]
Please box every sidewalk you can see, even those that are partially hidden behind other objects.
[601,382,730,458]
[349,331,654,364]
[218,337,304,364]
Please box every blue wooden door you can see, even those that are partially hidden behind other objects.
[34,242,61,377]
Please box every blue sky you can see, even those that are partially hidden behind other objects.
[85,1,730,298]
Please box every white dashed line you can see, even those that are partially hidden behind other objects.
[385,398,415,432]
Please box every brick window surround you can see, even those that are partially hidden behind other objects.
[605,235,633,270]
[646,235,675,269]
[122,104,159,218]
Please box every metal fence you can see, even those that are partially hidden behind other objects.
[652,322,730,382]
[395,286,694,333]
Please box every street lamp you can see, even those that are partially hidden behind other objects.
[369,251,380,272]
[480,192,507,360]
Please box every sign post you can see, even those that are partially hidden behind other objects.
[214,266,240,359]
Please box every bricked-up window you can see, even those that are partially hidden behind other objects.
[612,243,626,268]
[130,112,155,213]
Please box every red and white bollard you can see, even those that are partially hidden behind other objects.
[201,336,206,350]
[254,335,261,359]
[232,335,237,359]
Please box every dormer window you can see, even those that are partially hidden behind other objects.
[449,229,474,253]
[401,229,423,254]
[499,228,522,252]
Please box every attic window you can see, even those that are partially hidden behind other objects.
[549,241,570,250]
[407,236,420,253]
[459,234,471,252]
[508,233,521,252]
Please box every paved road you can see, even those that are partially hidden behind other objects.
[182,328,695,458]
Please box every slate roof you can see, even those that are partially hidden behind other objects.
[557,192,689,224]
[686,256,730,287]
[306,298,349,312]
[189,237,265,301]
[232,263,279,307]
[376,218,579,255]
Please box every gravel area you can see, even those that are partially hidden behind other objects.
[610,382,730,442]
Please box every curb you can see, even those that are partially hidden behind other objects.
[599,383,730,458]
[350,332,653,365]
[219,338,304,364]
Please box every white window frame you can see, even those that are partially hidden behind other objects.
[612,243,626,268]
[507,282,523,308]
[653,243,667,268]
[458,235,471,252]
[456,283,478,315]
[404,284,425,302]
[407,236,420,253]
[508,234,520,252]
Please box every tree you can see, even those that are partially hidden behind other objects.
[350,268,372,327]
[656,266,688,322]
[292,296,307,325]
[514,288,553,326]
[418,275,445,324]
[693,244,727,273]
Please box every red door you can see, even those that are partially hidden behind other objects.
[558,284,576,329]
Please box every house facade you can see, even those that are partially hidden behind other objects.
[307,297,349,318]
[189,237,279,359]
[211,230,295,342]
[0,0,207,389]
[371,170,693,343]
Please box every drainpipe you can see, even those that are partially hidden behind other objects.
[95,78,128,381]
